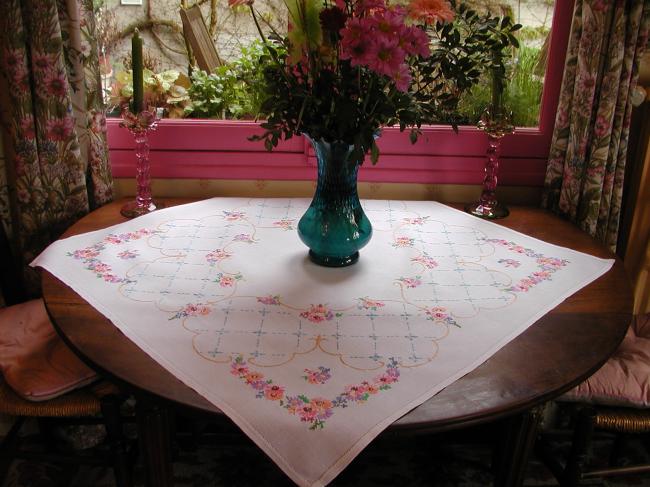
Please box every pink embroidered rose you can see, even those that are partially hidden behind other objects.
[223,211,246,221]
[411,254,438,269]
[102,274,122,283]
[300,304,335,323]
[311,398,334,419]
[244,372,265,385]
[257,295,281,305]
[297,403,319,423]
[399,276,422,288]
[358,297,385,310]
[117,250,138,259]
[88,262,111,273]
[344,383,369,402]
[71,248,100,259]
[231,363,249,377]
[303,366,331,385]
[375,372,398,385]
[206,249,231,263]
[392,236,415,248]
[263,384,285,401]
[215,272,243,287]
[273,219,295,230]
[184,304,211,316]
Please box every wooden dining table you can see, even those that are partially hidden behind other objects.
[41,198,633,487]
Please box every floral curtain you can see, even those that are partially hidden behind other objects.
[0,0,113,292]
[542,0,650,252]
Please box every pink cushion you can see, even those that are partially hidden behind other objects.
[0,299,97,401]
[561,314,650,408]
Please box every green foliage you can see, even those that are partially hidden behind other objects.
[185,40,272,119]
[252,1,521,164]
[455,45,543,127]
[414,3,522,125]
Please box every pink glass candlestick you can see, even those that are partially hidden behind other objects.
[465,110,514,219]
[119,106,163,218]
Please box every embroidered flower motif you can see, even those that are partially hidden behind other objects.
[333,358,400,407]
[392,236,415,248]
[285,396,334,429]
[402,216,429,225]
[233,233,255,243]
[257,295,281,305]
[103,229,154,245]
[244,372,265,387]
[231,356,400,430]
[69,248,131,284]
[358,297,385,311]
[170,303,212,320]
[411,253,438,269]
[69,247,102,260]
[300,304,335,323]
[424,306,459,327]
[263,384,285,401]
[486,238,569,293]
[536,257,567,270]
[214,272,243,287]
[303,366,332,385]
[117,250,138,260]
[68,228,156,285]
[498,258,520,268]
[223,211,246,221]
[205,249,231,264]
[230,357,250,377]
[273,219,295,230]
[398,276,422,288]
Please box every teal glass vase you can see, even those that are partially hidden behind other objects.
[298,135,372,267]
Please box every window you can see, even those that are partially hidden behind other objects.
[103,0,573,186]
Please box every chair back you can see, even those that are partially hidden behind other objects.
[0,223,26,306]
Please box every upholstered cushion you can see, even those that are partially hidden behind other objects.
[0,299,97,401]
[561,314,650,408]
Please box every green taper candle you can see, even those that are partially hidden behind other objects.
[491,52,503,117]
[131,28,144,113]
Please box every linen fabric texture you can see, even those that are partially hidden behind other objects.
[31,198,614,486]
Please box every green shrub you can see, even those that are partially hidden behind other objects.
[455,44,544,127]
[185,40,270,119]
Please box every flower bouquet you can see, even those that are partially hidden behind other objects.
[232,0,520,266]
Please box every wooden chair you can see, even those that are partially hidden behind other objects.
[537,313,650,485]
[180,5,222,73]
[0,222,132,487]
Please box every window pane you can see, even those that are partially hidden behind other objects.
[100,0,554,127]
[452,1,555,127]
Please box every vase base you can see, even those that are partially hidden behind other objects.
[465,202,509,219]
[120,200,164,219]
[308,250,359,267]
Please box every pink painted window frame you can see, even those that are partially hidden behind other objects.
[108,0,573,186]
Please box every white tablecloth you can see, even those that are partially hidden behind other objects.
[33,198,613,486]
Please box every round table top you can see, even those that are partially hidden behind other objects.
[42,199,633,432]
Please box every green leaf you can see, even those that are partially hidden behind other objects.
[370,140,380,165]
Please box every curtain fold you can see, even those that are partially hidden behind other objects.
[0,0,112,292]
[542,0,650,252]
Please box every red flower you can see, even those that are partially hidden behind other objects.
[407,0,454,25]
[320,7,347,33]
